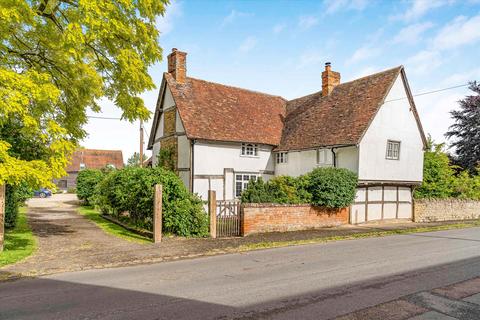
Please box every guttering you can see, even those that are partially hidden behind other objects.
[274,143,356,153]
[331,147,337,167]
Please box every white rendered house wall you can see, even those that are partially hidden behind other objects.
[358,74,424,183]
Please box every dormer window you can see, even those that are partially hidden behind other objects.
[276,152,288,164]
[241,143,258,157]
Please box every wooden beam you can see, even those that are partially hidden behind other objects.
[153,184,162,243]
[208,190,216,238]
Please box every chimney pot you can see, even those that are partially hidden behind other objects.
[167,48,187,84]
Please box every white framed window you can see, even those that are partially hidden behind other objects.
[317,149,333,166]
[106,164,116,169]
[241,143,258,157]
[79,163,86,170]
[386,140,401,160]
[276,152,288,164]
[235,173,257,197]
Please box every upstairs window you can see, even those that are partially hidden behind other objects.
[276,152,288,164]
[241,143,258,156]
[386,140,401,160]
[317,149,333,166]
[79,163,86,170]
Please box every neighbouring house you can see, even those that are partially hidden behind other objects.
[148,48,427,224]
[54,149,124,190]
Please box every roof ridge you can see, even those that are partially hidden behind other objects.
[338,65,403,87]
[185,75,287,101]
[77,149,123,153]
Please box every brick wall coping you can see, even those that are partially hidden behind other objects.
[241,203,348,210]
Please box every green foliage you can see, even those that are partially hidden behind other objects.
[242,168,357,208]
[94,167,209,237]
[5,183,32,229]
[76,169,104,205]
[415,137,480,200]
[241,176,311,204]
[126,152,148,167]
[0,0,168,187]
[307,168,358,208]
[157,147,175,171]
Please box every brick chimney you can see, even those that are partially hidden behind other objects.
[167,48,187,84]
[322,62,340,96]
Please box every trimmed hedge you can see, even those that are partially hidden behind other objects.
[242,167,358,209]
[5,183,32,229]
[94,167,209,237]
[76,169,104,205]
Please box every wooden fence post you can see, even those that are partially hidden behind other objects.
[0,185,5,252]
[153,184,162,243]
[208,190,216,238]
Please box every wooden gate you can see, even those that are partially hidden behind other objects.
[216,200,241,237]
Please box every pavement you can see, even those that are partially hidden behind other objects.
[3,194,476,280]
[1,227,480,319]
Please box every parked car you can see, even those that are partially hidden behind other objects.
[34,188,52,198]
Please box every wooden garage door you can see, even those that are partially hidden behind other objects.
[350,185,413,224]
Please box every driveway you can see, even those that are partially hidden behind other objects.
[1,227,480,319]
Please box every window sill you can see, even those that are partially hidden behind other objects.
[240,155,260,158]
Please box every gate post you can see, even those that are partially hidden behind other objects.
[208,190,216,238]
[0,184,5,252]
[153,184,162,243]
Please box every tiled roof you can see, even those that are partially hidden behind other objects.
[276,66,404,151]
[165,73,287,146]
[66,149,124,172]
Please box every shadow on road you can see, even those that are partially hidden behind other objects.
[1,255,480,320]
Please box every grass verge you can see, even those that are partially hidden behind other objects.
[77,206,151,244]
[237,220,480,252]
[0,207,36,267]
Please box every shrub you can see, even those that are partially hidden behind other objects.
[5,183,32,229]
[307,168,358,208]
[94,167,208,237]
[241,176,311,204]
[77,169,104,205]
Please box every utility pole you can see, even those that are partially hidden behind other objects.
[139,119,144,167]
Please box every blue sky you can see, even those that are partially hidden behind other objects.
[83,0,480,161]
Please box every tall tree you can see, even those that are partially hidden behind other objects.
[126,152,147,167]
[0,0,168,187]
[446,81,480,174]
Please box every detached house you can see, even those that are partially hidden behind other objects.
[148,48,427,224]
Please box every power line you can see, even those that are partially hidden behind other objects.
[87,82,471,120]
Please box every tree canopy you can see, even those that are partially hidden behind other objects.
[446,81,480,174]
[0,0,168,187]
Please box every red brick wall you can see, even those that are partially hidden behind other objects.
[241,204,349,236]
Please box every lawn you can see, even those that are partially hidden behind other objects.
[0,207,36,267]
[77,206,151,244]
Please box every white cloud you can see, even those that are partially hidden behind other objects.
[391,0,454,22]
[156,1,182,36]
[439,68,480,87]
[347,66,381,81]
[346,45,381,65]
[273,23,285,34]
[324,0,369,14]
[298,15,319,30]
[221,10,253,28]
[432,14,480,50]
[405,50,442,75]
[392,22,434,45]
[239,36,257,53]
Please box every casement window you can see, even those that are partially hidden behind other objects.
[276,152,288,164]
[235,174,257,197]
[79,163,86,170]
[317,149,333,166]
[386,140,401,160]
[241,143,258,156]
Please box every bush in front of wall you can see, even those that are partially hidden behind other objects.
[307,167,358,208]
[94,166,209,237]
[4,183,32,229]
[241,176,311,204]
[76,169,104,205]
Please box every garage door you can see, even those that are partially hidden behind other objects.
[350,185,413,224]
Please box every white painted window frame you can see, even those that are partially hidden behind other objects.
[386,140,401,160]
[234,173,258,198]
[241,143,259,157]
[276,152,288,164]
[316,148,333,166]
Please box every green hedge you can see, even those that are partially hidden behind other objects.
[242,167,358,209]
[77,169,104,205]
[5,183,32,229]
[94,167,209,237]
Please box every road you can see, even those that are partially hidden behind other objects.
[1,227,480,319]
